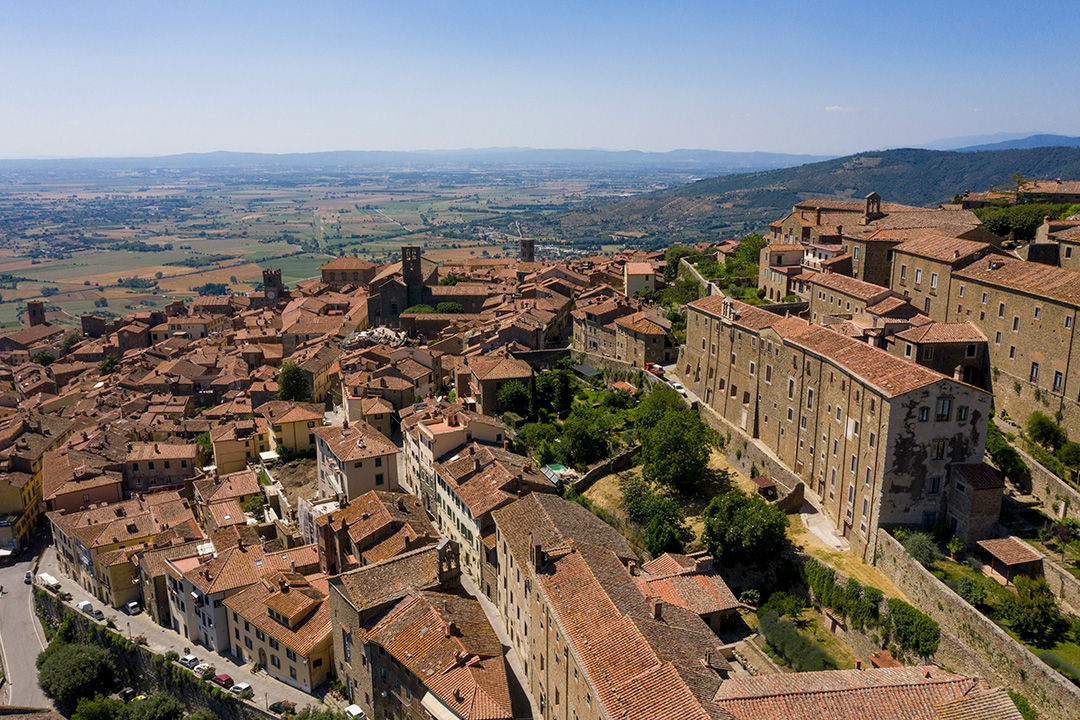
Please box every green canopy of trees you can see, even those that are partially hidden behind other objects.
[37,642,115,710]
[496,380,529,415]
[701,488,788,564]
[436,301,464,314]
[641,408,716,493]
[277,360,309,402]
[402,304,436,314]
[30,349,55,366]
[1001,574,1068,646]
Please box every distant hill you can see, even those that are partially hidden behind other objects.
[515,146,1080,244]
[0,147,833,174]
[919,132,1040,150]
[953,134,1080,152]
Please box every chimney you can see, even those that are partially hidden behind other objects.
[836,225,843,236]
[815,208,822,225]
[530,532,543,571]
[473,457,481,472]
[361,511,370,520]
[237,538,244,550]
[856,660,863,670]
[628,561,637,576]
[445,622,460,637]
[650,597,663,621]
[343,419,349,430]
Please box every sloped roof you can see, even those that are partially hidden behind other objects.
[313,421,400,462]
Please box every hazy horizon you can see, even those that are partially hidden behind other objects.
[3,1,1078,159]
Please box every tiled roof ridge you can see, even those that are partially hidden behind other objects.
[716,666,978,701]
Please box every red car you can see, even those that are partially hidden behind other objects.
[645,363,664,376]
[212,674,233,689]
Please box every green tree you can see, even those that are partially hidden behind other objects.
[533,369,573,415]
[120,693,185,720]
[436,301,464,314]
[98,355,118,374]
[956,577,987,608]
[496,380,529,415]
[73,694,124,720]
[634,384,686,431]
[402,304,436,314]
[644,516,685,556]
[278,361,309,402]
[902,531,941,567]
[244,493,267,516]
[641,409,716,493]
[37,643,115,710]
[439,274,466,286]
[663,246,701,282]
[1001,575,1068,647]
[62,331,81,355]
[1060,441,1080,469]
[701,489,788,564]
[1029,412,1068,453]
[560,404,609,466]
[30,349,55,366]
[94,297,108,307]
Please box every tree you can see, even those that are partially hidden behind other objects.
[30,349,55,366]
[436,301,464,314]
[244,493,267,516]
[439,274,466,286]
[402,304,436,314]
[560,404,609,466]
[62,331,81,355]
[496,381,529,415]
[94,297,108,307]
[73,694,124,720]
[120,693,185,720]
[663,246,701,282]
[641,409,716,493]
[533,369,573,415]
[1060,441,1080,469]
[1029,412,1068,453]
[37,642,115,710]
[701,489,787,564]
[956,577,987,608]
[634,384,686,431]
[97,355,118,374]
[292,708,350,720]
[644,515,685,556]
[1000,574,1067,647]
[278,361,309,402]
[902,531,941,567]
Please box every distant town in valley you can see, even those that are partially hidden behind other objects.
[7,149,1080,720]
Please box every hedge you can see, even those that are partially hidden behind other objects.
[758,610,836,672]
[887,598,940,655]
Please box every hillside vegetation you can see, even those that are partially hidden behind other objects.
[505,146,1080,247]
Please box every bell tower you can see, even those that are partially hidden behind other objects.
[26,300,46,327]
[520,237,535,263]
[402,246,423,306]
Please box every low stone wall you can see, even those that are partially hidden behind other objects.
[873,528,1080,720]
[678,257,723,296]
[693,399,804,495]
[1042,551,1080,616]
[1011,446,1080,522]
[573,445,641,493]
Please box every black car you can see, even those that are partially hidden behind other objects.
[269,701,296,715]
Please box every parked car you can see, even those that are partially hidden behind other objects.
[212,674,234,689]
[178,654,199,669]
[118,688,136,703]
[125,601,141,615]
[645,362,664,376]
[75,600,93,613]
[668,379,687,396]
[24,570,32,584]
[344,706,368,720]
[269,701,296,715]
[230,682,252,697]
[89,609,105,621]
[193,663,213,676]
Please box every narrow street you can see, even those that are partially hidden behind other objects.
[0,533,50,708]
[37,548,336,714]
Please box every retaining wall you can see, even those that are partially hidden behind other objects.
[873,528,1080,720]
[1042,551,1080,616]
[1011,446,1080,522]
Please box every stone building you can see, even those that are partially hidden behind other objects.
[887,234,998,322]
[681,295,998,560]
[314,421,401,502]
[948,257,1080,437]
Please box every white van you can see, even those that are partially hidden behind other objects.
[344,706,368,720]
[75,600,93,613]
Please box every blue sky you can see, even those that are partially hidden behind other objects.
[1,1,1077,158]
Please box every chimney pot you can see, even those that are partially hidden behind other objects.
[650,597,663,621]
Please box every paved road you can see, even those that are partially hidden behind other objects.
[0,533,51,708]
[38,548,336,714]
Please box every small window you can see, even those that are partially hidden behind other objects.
[1012,316,1020,332]
[375,473,384,485]
[930,272,938,289]
[1035,306,1041,320]
[929,476,941,495]
[957,406,968,421]
[1030,362,1040,383]
[1054,371,1064,394]
[915,268,923,284]
[1009,346,1016,360]
[375,457,383,467]
[900,265,907,280]
[933,439,946,460]
[994,331,1001,346]
[955,482,966,494]
[958,285,964,297]
[998,302,1005,318]
[922,346,934,360]
[904,343,913,358]
[935,398,951,422]
[869,432,876,448]
[965,344,976,358]
[919,407,930,422]
[1067,317,1073,329]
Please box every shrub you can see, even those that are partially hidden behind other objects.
[1029,412,1068,453]
[891,527,908,543]
[887,599,940,655]
[1008,690,1038,720]
[758,590,806,619]
[72,694,125,720]
[37,642,116,709]
[956,577,987,607]
[902,531,941,567]
[758,611,836,671]
[987,420,1028,482]
[738,589,761,606]
[164,650,179,662]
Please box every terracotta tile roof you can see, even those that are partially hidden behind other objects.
[952,463,1004,491]
[209,417,269,442]
[364,590,513,720]
[491,493,635,566]
[932,686,1023,720]
[360,396,394,416]
[714,665,986,720]
[195,469,261,504]
[637,553,739,615]
[1020,178,1080,196]
[809,273,893,302]
[624,262,656,275]
[893,323,985,344]
[953,257,1080,306]
[184,542,320,595]
[686,294,779,331]
[255,400,325,425]
[323,490,436,563]
[319,257,378,271]
[976,537,1042,566]
[207,498,246,528]
[615,310,669,336]
[224,571,332,656]
[314,421,400,462]
[891,235,995,264]
[333,542,448,611]
[769,314,960,398]
[467,354,531,382]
